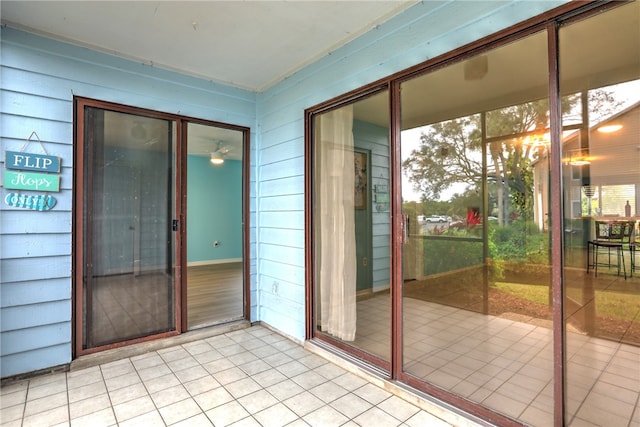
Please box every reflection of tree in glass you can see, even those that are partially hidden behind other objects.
[402,91,619,225]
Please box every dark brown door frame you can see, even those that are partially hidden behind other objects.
[73,97,251,357]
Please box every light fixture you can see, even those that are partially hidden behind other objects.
[597,124,623,133]
[210,152,224,165]
[568,148,591,166]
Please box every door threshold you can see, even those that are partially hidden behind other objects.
[71,320,250,371]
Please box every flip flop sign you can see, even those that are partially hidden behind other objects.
[3,150,60,211]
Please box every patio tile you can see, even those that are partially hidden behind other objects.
[237,389,278,414]
[377,396,421,422]
[100,359,135,379]
[308,381,349,403]
[27,378,67,401]
[193,386,235,411]
[238,359,272,376]
[143,372,181,394]
[22,405,69,426]
[231,351,259,366]
[171,413,215,427]
[108,382,148,405]
[69,393,111,419]
[167,356,199,373]
[253,403,299,427]
[283,391,324,417]
[119,410,165,427]
[150,384,190,408]
[158,397,202,425]
[331,372,368,391]
[137,363,172,381]
[261,352,294,368]
[276,360,308,378]
[174,365,209,383]
[213,367,248,385]
[69,407,116,427]
[203,357,236,374]
[67,367,103,390]
[1,389,26,409]
[330,393,373,419]
[405,410,452,427]
[0,403,24,424]
[225,377,262,399]
[24,391,68,417]
[302,405,349,427]
[131,353,165,370]
[104,372,140,392]
[68,380,107,403]
[183,341,215,356]
[205,400,250,426]
[113,395,156,423]
[251,368,288,388]
[353,406,404,427]
[158,347,191,362]
[183,375,221,396]
[266,379,305,401]
[291,371,327,390]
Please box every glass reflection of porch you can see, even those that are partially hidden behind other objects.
[354,282,640,427]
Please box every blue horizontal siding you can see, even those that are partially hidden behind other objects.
[0,211,71,235]
[1,256,71,283]
[259,243,304,267]
[1,233,70,259]
[1,341,71,375]
[1,322,70,356]
[1,278,71,308]
[259,228,304,248]
[1,300,71,332]
[259,194,304,212]
[258,176,303,198]
[0,27,258,378]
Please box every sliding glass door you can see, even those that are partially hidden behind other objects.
[77,102,178,352]
[311,90,392,367]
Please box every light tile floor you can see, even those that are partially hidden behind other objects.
[354,295,640,427]
[0,326,465,427]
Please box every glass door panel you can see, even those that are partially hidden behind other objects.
[560,3,640,425]
[82,108,176,349]
[186,123,245,328]
[313,90,391,364]
[400,32,553,425]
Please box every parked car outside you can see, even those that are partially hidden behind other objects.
[425,215,447,223]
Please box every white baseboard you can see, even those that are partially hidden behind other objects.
[187,258,242,267]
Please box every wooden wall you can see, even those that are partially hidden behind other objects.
[0,28,256,377]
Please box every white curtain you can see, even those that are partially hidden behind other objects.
[316,105,357,341]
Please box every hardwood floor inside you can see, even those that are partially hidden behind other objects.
[187,262,244,329]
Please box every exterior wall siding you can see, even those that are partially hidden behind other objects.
[254,1,567,341]
[0,0,570,377]
[0,28,257,377]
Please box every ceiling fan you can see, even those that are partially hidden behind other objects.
[209,142,231,165]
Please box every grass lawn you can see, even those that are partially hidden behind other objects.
[493,281,640,321]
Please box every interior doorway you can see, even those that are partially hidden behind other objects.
[185,122,246,329]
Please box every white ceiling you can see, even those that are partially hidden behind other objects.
[0,0,417,92]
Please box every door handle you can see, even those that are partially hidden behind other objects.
[172,219,179,231]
